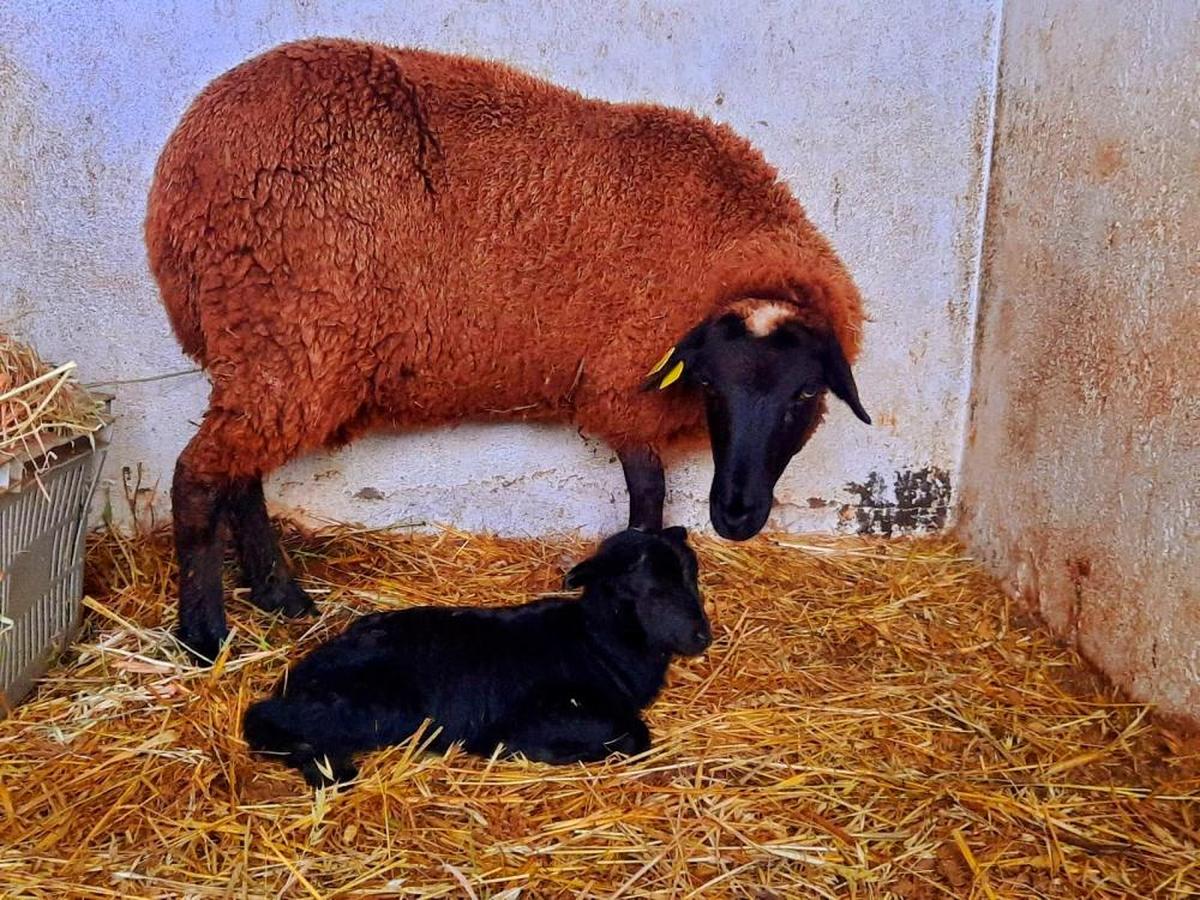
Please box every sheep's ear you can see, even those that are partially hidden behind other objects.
[564,547,647,588]
[563,558,598,589]
[639,320,710,392]
[564,555,623,588]
[821,334,871,425]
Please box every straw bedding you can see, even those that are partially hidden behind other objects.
[0,523,1196,898]
[0,331,108,469]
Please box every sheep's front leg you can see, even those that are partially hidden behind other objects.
[619,446,665,530]
[224,476,314,617]
[488,699,651,764]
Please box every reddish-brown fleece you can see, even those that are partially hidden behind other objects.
[146,38,865,479]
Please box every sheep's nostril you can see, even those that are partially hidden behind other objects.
[725,497,751,522]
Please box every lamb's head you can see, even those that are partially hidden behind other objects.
[645,298,870,541]
[566,527,710,656]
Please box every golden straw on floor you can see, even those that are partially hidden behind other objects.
[1,524,1196,898]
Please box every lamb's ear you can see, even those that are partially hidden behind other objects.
[639,319,711,392]
[563,558,599,589]
[563,551,621,588]
[564,546,648,588]
[821,334,871,425]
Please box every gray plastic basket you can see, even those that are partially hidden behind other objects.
[1,416,108,712]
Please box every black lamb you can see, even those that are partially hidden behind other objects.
[242,527,710,787]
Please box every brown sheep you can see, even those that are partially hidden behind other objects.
[145,38,870,662]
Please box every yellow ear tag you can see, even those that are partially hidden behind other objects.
[658,360,685,389]
[647,347,675,376]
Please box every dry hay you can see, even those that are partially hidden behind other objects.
[0,331,109,469]
[0,523,1197,898]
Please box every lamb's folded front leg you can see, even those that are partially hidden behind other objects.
[483,693,651,764]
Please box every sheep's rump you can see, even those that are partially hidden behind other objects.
[145,38,861,452]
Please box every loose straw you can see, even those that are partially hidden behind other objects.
[0,523,1195,897]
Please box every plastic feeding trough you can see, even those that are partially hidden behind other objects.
[0,334,110,711]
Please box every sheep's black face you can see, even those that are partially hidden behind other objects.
[647,307,870,542]
[566,527,711,656]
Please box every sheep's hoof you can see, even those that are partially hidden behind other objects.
[300,755,358,788]
[176,620,228,666]
[251,577,316,618]
[610,720,651,756]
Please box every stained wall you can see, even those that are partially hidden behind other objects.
[958,0,1199,720]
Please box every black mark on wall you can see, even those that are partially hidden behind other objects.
[844,467,952,536]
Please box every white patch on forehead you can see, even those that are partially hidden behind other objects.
[741,302,798,337]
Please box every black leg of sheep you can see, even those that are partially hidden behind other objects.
[170,459,230,663]
[619,447,665,531]
[479,694,651,764]
[223,476,314,618]
[173,465,313,663]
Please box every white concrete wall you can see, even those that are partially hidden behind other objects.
[0,0,1000,536]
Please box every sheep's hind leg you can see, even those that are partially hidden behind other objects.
[244,696,360,787]
[224,476,314,617]
[173,396,309,664]
[619,446,665,530]
[172,451,229,664]
[297,753,359,788]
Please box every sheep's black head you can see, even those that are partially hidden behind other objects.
[645,300,870,541]
[566,527,710,656]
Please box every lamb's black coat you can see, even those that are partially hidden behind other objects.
[243,527,709,787]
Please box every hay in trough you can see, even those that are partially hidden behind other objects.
[0,331,109,470]
[0,522,1197,898]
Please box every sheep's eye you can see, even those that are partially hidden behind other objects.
[793,383,821,402]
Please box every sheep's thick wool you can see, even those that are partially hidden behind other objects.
[146,38,865,479]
